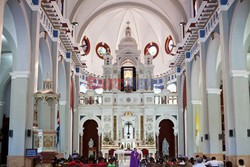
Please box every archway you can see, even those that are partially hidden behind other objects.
[159,119,175,157]
[82,120,99,158]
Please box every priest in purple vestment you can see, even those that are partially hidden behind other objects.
[130,148,140,167]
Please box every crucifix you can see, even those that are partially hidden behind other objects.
[125,122,132,139]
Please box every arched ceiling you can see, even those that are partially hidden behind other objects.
[65,0,190,76]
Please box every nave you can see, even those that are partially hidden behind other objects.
[0,0,249,167]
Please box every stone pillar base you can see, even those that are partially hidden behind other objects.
[226,155,250,167]
[7,156,25,167]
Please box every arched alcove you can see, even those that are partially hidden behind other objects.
[159,119,175,157]
[82,120,99,158]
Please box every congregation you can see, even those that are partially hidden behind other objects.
[38,153,246,167]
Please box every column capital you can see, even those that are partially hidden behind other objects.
[10,71,30,79]
[207,88,222,95]
[231,70,249,79]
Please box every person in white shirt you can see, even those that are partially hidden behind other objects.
[205,157,224,167]
[193,157,206,167]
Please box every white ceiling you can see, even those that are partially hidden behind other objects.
[65,0,190,76]
[81,8,176,75]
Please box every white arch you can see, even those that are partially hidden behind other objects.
[7,0,31,71]
[229,0,250,70]
[206,33,221,89]
[79,115,102,134]
[155,114,178,135]
[75,2,182,43]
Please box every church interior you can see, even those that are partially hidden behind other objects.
[0,0,250,166]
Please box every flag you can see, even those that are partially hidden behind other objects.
[195,105,200,147]
[56,109,60,145]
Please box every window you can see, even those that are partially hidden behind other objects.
[81,36,90,55]
[165,36,174,54]
[144,42,159,59]
[96,42,111,59]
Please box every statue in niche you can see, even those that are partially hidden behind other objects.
[88,138,94,148]
[162,138,169,156]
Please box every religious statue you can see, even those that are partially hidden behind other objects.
[162,138,169,156]
[88,138,94,148]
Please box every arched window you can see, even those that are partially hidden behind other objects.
[144,42,159,59]
[81,36,90,55]
[96,42,111,59]
[165,36,174,54]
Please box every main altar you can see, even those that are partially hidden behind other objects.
[78,23,179,158]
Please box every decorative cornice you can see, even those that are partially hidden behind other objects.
[231,70,249,79]
[10,71,30,79]
[207,88,222,95]
[191,100,202,105]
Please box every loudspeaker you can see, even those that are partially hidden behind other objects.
[247,129,250,137]
[229,129,234,137]
[205,134,209,140]
[219,134,222,140]
[27,129,32,137]
[8,130,13,138]
[201,137,203,142]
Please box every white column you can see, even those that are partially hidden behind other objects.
[98,133,102,151]
[177,74,184,155]
[207,89,223,155]
[231,71,250,155]
[219,10,236,156]
[8,71,29,155]
[0,0,6,64]
[185,61,194,157]
[73,74,80,152]
[199,41,209,154]
[59,101,67,154]
[64,60,72,157]
[79,132,83,156]
[25,9,40,149]
[155,132,159,152]
[174,132,178,157]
